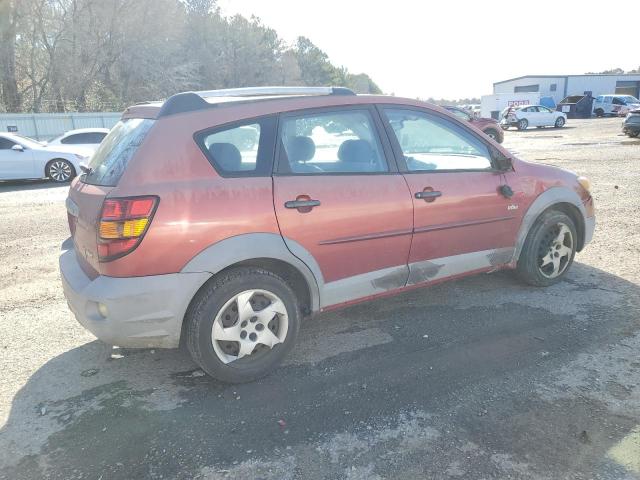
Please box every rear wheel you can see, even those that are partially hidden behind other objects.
[46,159,75,183]
[186,267,300,383]
[517,119,529,130]
[554,116,566,128]
[516,210,577,287]
[627,131,639,138]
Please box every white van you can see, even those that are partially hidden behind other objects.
[593,95,640,117]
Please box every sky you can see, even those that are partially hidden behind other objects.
[217,0,638,99]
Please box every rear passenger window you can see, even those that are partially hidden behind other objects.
[278,109,387,174]
[197,117,276,176]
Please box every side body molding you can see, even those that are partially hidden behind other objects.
[181,233,323,312]
[512,186,588,263]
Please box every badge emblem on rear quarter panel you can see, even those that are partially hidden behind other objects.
[507,204,519,211]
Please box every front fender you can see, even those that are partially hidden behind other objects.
[512,186,589,263]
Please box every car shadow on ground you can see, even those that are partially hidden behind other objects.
[0,179,67,193]
[503,126,577,134]
[1,262,639,479]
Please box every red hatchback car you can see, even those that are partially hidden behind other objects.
[60,87,595,383]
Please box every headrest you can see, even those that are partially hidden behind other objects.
[287,136,315,163]
[338,139,375,164]
[208,143,242,171]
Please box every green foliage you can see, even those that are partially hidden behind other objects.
[0,0,381,113]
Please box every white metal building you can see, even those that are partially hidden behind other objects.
[493,74,640,104]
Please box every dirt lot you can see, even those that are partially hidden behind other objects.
[1,118,639,479]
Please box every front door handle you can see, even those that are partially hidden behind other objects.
[284,199,321,209]
[415,190,442,200]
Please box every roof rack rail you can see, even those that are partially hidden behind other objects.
[194,86,356,98]
[157,86,356,118]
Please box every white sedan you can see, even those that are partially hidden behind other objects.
[0,133,90,183]
[501,105,567,130]
[47,127,109,154]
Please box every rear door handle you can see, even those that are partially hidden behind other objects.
[284,199,321,209]
[415,191,442,200]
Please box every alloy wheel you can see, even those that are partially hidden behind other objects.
[211,289,288,364]
[49,161,72,182]
[538,222,574,278]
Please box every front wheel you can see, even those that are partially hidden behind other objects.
[517,119,529,130]
[554,117,566,128]
[516,210,577,287]
[185,267,300,383]
[594,108,604,117]
[627,131,639,138]
[47,159,75,183]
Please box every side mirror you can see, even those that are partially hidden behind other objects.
[491,146,513,171]
[11,144,24,152]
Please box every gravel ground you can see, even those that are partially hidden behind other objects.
[0,117,639,479]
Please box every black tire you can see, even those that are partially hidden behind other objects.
[484,128,500,142]
[185,267,300,383]
[501,124,509,131]
[554,117,566,128]
[627,131,639,138]
[516,210,577,287]
[517,119,528,130]
[594,108,604,117]
[46,159,75,183]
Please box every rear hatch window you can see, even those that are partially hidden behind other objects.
[82,118,154,186]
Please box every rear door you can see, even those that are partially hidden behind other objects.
[379,106,518,285]
[272,106,414,307]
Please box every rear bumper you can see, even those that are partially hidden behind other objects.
[584,216,595,247]
[59,243,210,348]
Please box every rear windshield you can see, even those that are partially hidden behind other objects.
[82,118,154,186]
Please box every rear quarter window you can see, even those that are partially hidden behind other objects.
[195,116,277,177]
[82,119,154,186]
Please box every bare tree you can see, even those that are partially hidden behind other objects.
[0,0,21,111]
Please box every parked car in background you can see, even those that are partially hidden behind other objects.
[48,128,110,154]
[460,104,481,117]
[59,86,595,383]
[444,105,504,143]
[622,109,640,138]
[501,105,567,130]
[593,95,640,117]
[0,132,89,182]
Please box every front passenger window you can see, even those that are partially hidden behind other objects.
[383,108,493,172]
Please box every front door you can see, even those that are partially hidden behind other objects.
[0,137,34,179]
[537,106,555,126]
[273,106,414,308]
[380,106,519,285]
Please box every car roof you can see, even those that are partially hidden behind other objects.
[61,128,110,136]
[122,87,432,121]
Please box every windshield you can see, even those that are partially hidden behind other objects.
[620,96,640,104]
[13,134,46,148]
[82,118,154,186]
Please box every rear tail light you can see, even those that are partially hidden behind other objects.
[97,196,158,261]
[67,212,77,236]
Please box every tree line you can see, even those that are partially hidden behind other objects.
[0,0,381,113]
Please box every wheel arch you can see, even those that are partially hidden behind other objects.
[513,187,588,263]
[45,157,76,178]
[181,233,322,315]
